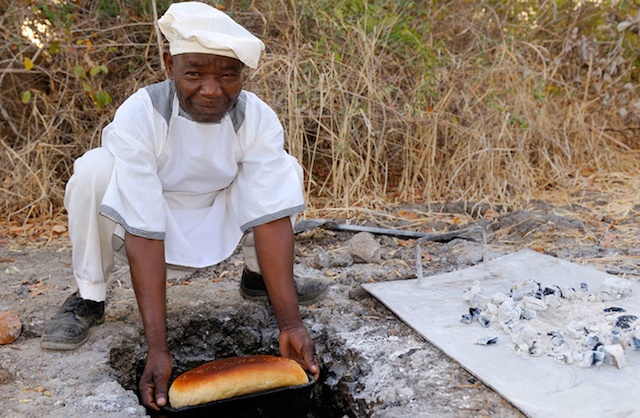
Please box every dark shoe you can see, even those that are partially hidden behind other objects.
[41,291,105,350]
[240,268,329,305]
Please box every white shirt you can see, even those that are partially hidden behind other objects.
[99,80,304,268]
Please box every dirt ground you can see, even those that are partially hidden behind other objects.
[1,192,639,417]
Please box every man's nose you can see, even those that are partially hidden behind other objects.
[200,77,222,97]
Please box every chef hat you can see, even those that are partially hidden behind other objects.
[157,2,265,69]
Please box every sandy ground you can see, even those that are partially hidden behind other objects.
[0,196,638,417]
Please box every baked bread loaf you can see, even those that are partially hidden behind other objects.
[168,355,309,408]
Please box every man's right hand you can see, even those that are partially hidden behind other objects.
[139,349,173,411]
[125,232,171,411]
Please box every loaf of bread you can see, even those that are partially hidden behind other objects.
[168,355,309,409]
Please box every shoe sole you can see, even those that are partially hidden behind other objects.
[41,332,90,350]
[40,316,104,350]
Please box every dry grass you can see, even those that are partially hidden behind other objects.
[1,0,639,226]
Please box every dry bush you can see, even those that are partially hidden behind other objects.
[1,0,639,225]
[0,0,168,223]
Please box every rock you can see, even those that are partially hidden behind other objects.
[545,294,562,309]
[0,310,22,344]
[462,281,482,301]
[520,308,537,320]
[550,350,575,365]
[565,321,588,339]
[603,344,626,369]
[310,248,331,269]
[498,300,521,327]
[470,292,491,310]
[447,239,485,265]
[347,232,381,264]
[600,276,632,299]
[0,365,14,384]
[348,286,370,301]
[522,295,547,311]
[490,291,510,305]
[509,323,538,347]
[328,249,354,267]
[510,280,539,301]
[558,286,576,299]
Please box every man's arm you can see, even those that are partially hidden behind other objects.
[252,217,320,379]
[125,232,172,411]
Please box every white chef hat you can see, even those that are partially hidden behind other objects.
[157,2,265,69]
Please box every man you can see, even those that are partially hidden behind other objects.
[41,1,326,411]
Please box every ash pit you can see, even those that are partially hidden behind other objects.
[108,302,351,417]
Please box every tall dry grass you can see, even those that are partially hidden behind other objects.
[1,0,639,225]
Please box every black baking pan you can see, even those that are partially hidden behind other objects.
[154,374,316,418]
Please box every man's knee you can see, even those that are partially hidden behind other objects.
[66,148,114,193]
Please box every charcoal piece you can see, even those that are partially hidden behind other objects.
[614,315,638,329]
[586,333,605,350]
[604,307,627,313]
[478,315,490,328]
[460,314,472,324]
[469,307,481,319]
[475,335,498,345]
[580,282,589,292]
[632,328,640,350]
[592,350,605,366]
[520,308,536,320]
[528,341,543,357]
[547,331,565,347]
[611,329,622,345]
[579,350,605,368]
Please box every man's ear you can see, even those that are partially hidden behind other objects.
[163,52,174,79]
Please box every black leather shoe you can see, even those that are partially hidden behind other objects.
[240,268,329,305]
[41,291,105,350]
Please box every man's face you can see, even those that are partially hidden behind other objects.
[164,53,244,123]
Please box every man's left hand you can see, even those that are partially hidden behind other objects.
[279,323,320,380]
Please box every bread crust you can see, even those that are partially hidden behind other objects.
[168,355,309,408]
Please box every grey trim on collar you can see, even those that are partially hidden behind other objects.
[145,80,175,125]
[240,204,306,233]
[229,91,246,134]
[100,205,166,240]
